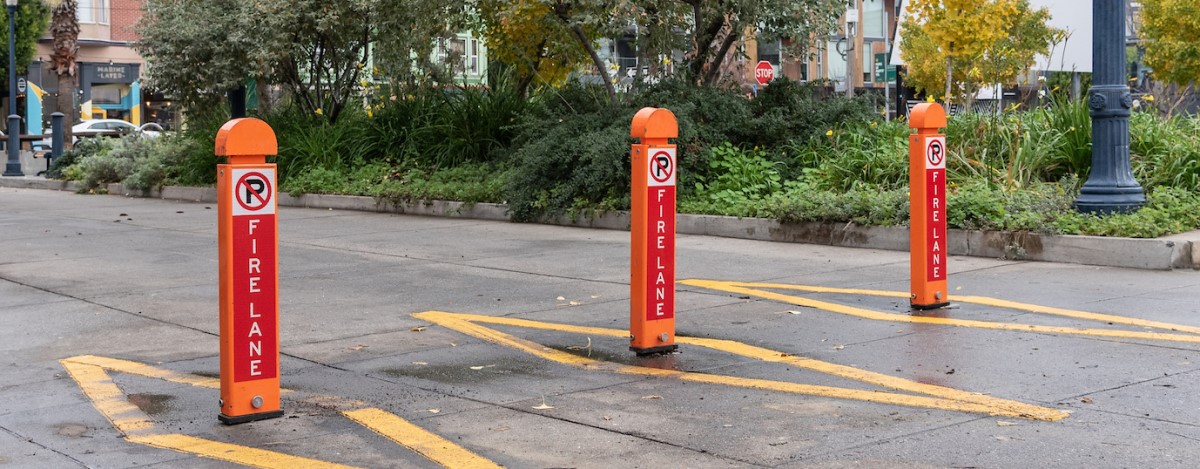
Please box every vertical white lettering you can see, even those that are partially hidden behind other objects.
[657,235,665,249]
[933,253,941,265]
[933,267,941,278]
[248,277,260,293]
[656,286,666,301]
[249,340,262,357]
[248,321,262,337]
[656,272,666,285]
[248,258,261,274]
[659,204,663,218]
[249,302,261,318]
[656,256,664,269]
[932,198,940,209]
[658,188,666,202]
[656,302,664,316]
[249,360,262,376]
[657,220,666,234]
[248,218,260,235]
[252,238,257,255]
[933,210,940,222]
[932,240,941,252]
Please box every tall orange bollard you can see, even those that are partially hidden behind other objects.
[630,107,679,355]
[215,118,284,424]
[908,103,950,310]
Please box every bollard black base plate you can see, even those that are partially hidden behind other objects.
[631,344,678,356]
[910,302,950,311]
[219,409,284,425]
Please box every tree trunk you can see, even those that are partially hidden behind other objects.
[702,25,740,87]
[944,56,952,103]
[570,24,617,106]
[56,72,74,149]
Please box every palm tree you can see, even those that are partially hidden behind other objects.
[49,0,78,148]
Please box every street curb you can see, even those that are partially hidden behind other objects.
[3,177,1193,270]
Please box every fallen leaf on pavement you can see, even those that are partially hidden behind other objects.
[532,396,554,410]
[411,326,426,332]
[996,421,1018,427]
[428,409,440,414]
[641,395,662,400]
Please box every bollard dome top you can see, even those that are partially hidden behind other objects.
[215,118,278,157]
[908,102,947,130]
[631,107,678,140]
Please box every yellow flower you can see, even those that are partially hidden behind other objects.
[1144,94,1155,102]
[314,108,324,116]
[870,122,878,127]
[367,110,374,119]
[926,95,936,103]
[825,129,834,137]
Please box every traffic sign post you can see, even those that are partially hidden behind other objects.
[755,61,774,86]
[908,103,950,310]
[215,118,283,424]
[630,107,679,356]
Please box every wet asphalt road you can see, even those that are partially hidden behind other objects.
[2,187,1200,468]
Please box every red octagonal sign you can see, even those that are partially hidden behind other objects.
[755,61,774,85]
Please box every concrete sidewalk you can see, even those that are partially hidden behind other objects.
[2,187,1200,468]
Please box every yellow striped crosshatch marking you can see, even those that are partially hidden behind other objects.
[59,355,500,468]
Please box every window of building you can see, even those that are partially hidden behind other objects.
[468,38,479,75]
[863,0,885,39]
[77,0,109,25]
[826,40,847,86]
[757,38,781,66]
[863,45,874,83]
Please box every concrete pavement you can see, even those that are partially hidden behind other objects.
[2,187,1200,468]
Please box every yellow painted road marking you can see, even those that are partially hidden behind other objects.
[61,355,502,468]
[683,280,1200,336]
[413,311,1067,421]
[130,434,356,469]
[344,408,503,469]
[681,279,1200,344]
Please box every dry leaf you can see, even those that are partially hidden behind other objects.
[470,365,494,370]
[428,409,441,414]
[996,421,1018,427]
[590,295,600,299]
[349,344,368,351]
[834,345,846,350]
[412,361,428,366]
[641,395,662,400]
[779,353,793,358]
[568,301,582,306]
[411,326,427,332]
[556,296,566,301]
[1081,397,1094,404]
[450,342,457,347]
[532,396,554,410]
[603,416,612,421]
[786,310,803,315]
[491,425,510,432]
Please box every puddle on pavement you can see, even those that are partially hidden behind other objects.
[55,423,89,438]
[127,393,175,416]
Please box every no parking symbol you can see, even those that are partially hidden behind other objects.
[231,169,276,216]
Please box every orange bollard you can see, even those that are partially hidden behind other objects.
[215,118,284,424]
[630,107,679,355]
[908,103,950,310]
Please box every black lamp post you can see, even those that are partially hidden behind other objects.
[2,0,21,177]
[1073,0,1144,214]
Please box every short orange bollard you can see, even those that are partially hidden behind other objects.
[215,118,284,424]
[908,103,950,310]
[630,107,679,355]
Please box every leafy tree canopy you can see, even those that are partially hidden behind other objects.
[1140,0,1200,87]
[1,0,50,82]
[901,0,1061,104]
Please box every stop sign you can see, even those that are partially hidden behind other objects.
[754,61,774,85]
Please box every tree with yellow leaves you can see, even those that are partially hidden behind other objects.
[900,0,1060,105]
[1139,0,1200,87]
[477,0,591,98]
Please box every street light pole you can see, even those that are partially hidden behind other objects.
[3,0,21,177]
[1073,0,1144,214]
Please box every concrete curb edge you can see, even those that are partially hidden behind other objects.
[3,178,1192,271]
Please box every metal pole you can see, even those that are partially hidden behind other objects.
[1073,0,1144,214]
[883,5,890,121]
[3,3,21,177]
